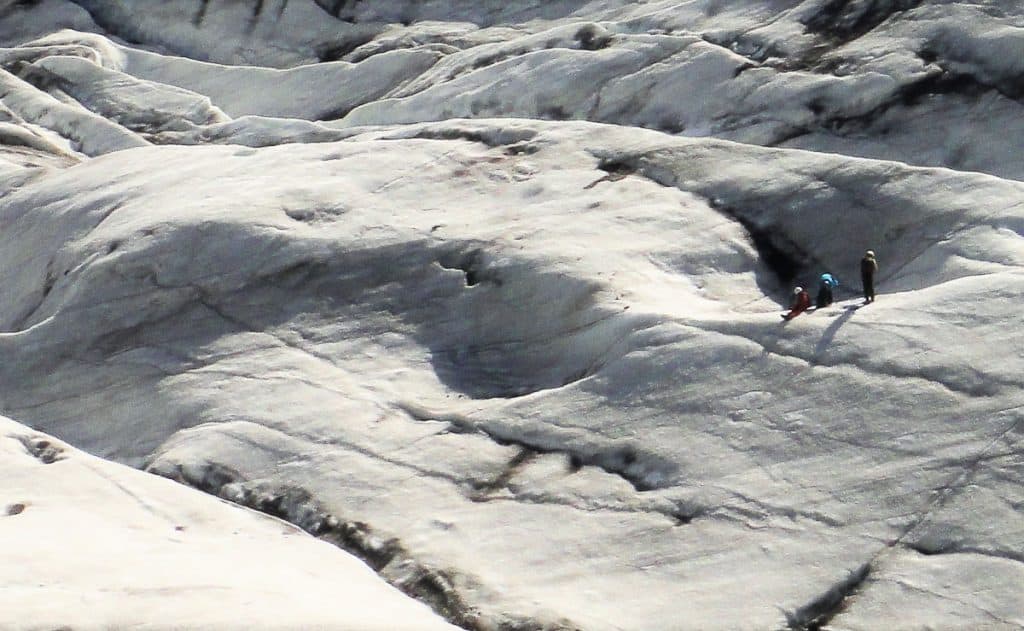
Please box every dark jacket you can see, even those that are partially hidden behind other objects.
[860,256,878,280]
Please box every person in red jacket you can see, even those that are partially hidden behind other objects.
[782,286,811,320]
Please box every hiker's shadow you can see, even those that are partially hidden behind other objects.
[814,304,859,355]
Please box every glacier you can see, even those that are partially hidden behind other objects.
[0,1,1022,629]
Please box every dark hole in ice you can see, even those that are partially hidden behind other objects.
[597,159,636,177]
[438,248,498,287]
[707,199,805,286]
[575,25,612,51]
[542,105,569,121]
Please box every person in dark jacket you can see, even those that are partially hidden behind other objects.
[860,250,878,303]
[816,273,838,308]
[782,286,811,320]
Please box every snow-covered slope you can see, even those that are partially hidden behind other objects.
[0,415,458,630]
[1,1,1022,629]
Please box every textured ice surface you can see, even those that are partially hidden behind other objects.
[1,1,1022,629]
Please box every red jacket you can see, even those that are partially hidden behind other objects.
[790,290,811,311]
[784,290,811,319]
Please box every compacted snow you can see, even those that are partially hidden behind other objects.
[1,1,1023,629]
[0,416,459,630]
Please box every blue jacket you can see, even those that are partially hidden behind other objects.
[820,273,838,288]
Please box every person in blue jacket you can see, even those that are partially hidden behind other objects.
[816,273,838,308]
